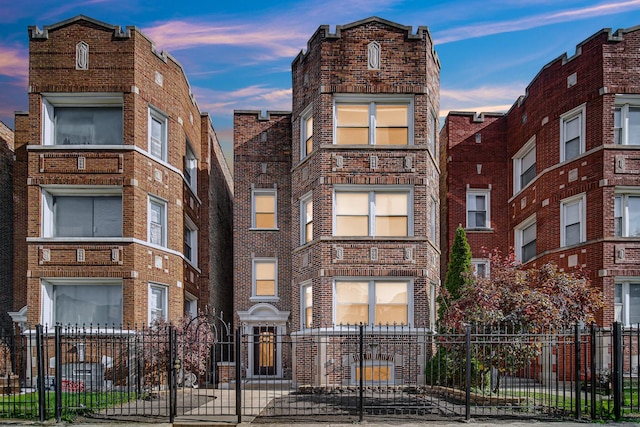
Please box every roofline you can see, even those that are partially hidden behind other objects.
[29,15,130,39]
[234,110,292,121]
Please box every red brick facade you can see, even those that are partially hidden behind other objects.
[0,121,14,332]
[441,26,640,327]
[12,16,233,327]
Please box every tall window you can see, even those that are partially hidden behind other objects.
[42,188,122,238]
[149,107,168,162]
[301,282,313,328]
[252,189,277,229]
[513,138,536,193]
[253,259,277,299]
[149,284,168,323]
[300,193,313,244]
[41,279,123,325]
[516,215,536,263]
[149,197,167,247]
[334,188,411,237]
[334,97,412,145]
[616,281,640,326]
[42,95,123,146]
[560,105,585,162]
[561,195,585,247]
[614,99,640,145]
[301,107,313,158]
[334,279,410,326]
[466,190,490,229]
[430,197,437,243]
[184,216,198,265]
[184,142,197,191]
[615,192,640,237]
[471,259,489,278]
[428,112,437,155]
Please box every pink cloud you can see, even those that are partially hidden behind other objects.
[0,47,28,79]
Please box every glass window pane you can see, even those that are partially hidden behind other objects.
[54,197,93,237]
[336,128,369,145]
[565,223,581,246]
[521,147,536,171]
[255,194,275,212]
[255,213,275,228]
[376,105,407,126]
[522,240,536,262]
[375,193,407,215]
[375,216,407,236]
[629,284,640,325]
[565,116,580,140]
[305,116,313,137]
[565,138,580,160]
[55,108,122,145]
[336,282,368,303]
[55,284,122,325]
[305,200,313,223]
[94,197,122,237]
[255,261,275,280]
[375,305,407,325]
[523,223,536,244]
[627,196,640,236]
[336,304,368,325]
[629,107,640,145]
[256,280,275,296]
[375,127,408,145]
[336,192,369,215]
[335,216,368,236]
[337,105,369,126]
[375,282,407,304]
[565,202,580,222]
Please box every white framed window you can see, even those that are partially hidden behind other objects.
[615,279,640,326]
[561,194,586,247]
[301,281,313,328]
[42,94,123,146]
[251,189,277,229]
[515,214,536,263]
[429,282,437,331]
[300,106,313,159]
[430,197,437,244]
[615,190,640,237]
[148,196,167,247]
[184,142,197,192]
[184,292,198,318]
[513,137,536,194]
[334,96,413,146]
[149,283,168,323]
[466,189,490,229]
[560,104,586,162]
[42,187,122,238]
[334,279,412,326]
[300,192,313,244]
[184,215,198,266]
[428,111,437,155]
[471,259,489,278]
[334,186,413,237]
[614,96,640,145]
[148,107,168,162]
[252,258,278,299]
[41,279,123,325]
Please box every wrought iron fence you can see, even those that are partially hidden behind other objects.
[0,321,638,423]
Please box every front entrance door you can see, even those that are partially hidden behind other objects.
[253,327,276,376]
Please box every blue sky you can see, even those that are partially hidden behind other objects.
[3,0,640,161]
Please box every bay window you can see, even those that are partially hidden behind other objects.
[334,279,411,326]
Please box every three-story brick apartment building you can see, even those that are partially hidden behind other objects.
[441,25,640,327]
[234,17,441,385]
[10,16,233,328]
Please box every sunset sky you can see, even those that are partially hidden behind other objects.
[3,0,640,161]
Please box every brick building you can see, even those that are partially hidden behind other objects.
[0,121,14,333]
[441,26,640,327]
[10,16,233,327]
[234,17,441,384]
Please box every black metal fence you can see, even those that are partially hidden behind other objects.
[0,321,639,423]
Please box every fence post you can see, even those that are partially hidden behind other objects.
[574,323,581,420]
[35,325,46,422]
[612,321,623,421]
[359,324,364,422]
[54,325,62,422]
[236,326,242,424]
[590,323,596,420]
[168,325,175,423]
[465,324,471,421]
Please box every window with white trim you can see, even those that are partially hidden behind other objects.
[148,196,167,247]
[614,97,640,145]
[615,280,640,326]
[41,279,123,325]
[301,107,313,158]
[428,112,437,155]
[42,94,123,146]
[300,192,313,244]
[334,187,412,237]
[334,279,411,326]
[184,215,198,266]
[184,142,197,192]
[430,197,437,244]
[561,194,586,247]
[149,283,168,323]
[301,282,313,328]
[471,259,489,279]
[615,191,640,237]
[184,292,198,318]
[42,187,122,238]
[253,258,277,299]
[466,189,490,229]
[148,107,168,161]
[560,105,585,162]
[515,215,536,263]
[334,96,412,145]
[252,189,277,229]
[513,137,536,193]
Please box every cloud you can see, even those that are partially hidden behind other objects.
[440,84,524,117]
[0,46,28,79]
[194,85,291,115]
[433,0,640,44]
